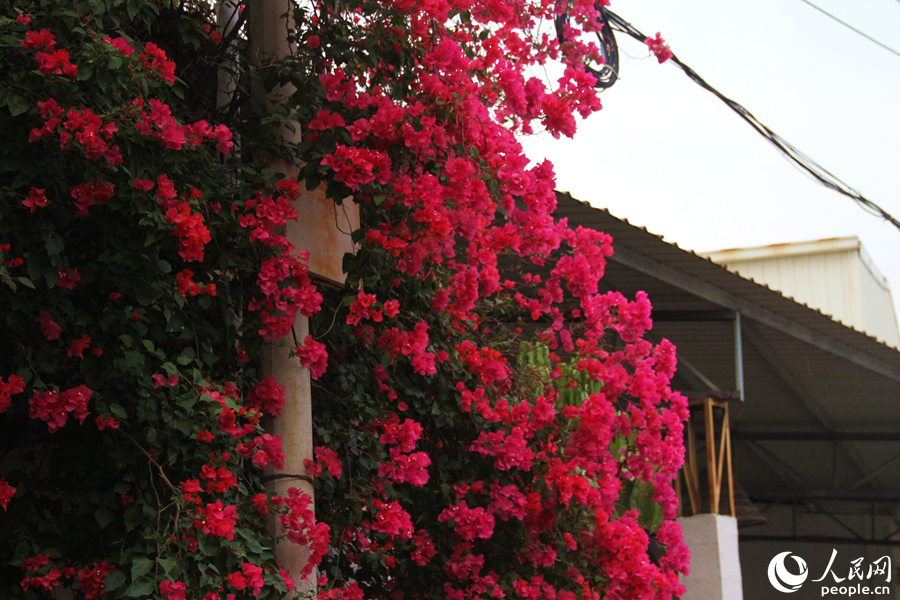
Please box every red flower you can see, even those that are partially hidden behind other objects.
[22,187,50,212]
[151,374,179,388]
[102,35,135,56]
[95,416,120,430]
[295,335,328,380]
[16,14,31,25]
[0,374,26,413]
[244,376,285,417]
[67,335,91,358]
[159,580,187,600]
[0,478,16,511]
[76,560,115,600]
[21,29,55,51]
[36,49,77,77]
[56,265,80,290]
[35,311,63,340]
[132,177,155,192]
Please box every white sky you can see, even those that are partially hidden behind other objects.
[522,0,900,333]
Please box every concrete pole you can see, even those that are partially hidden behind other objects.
[247,2,316,597]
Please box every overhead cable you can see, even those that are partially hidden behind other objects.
[602,9,900,232]
[797,0,900,59]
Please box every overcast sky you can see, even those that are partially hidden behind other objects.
[523,0,900,338]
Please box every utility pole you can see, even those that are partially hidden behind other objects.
[246,2,357,596]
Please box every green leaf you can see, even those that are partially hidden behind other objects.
[95,507,115,529]
[130,556,153,580]
[124,578,155,597]
[158,260,172,273]
[45,237,64,256]
[77,62,94,81]
[16,276,34,289]
[7,94,30,117]
[123,351,143,368]
[127,0,141,19]
[105,570,127,591]
[157,555,178,575]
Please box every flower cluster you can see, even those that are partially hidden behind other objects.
[0,1,687,599]
[28,385,93,433]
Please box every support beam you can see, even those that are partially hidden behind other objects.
[733,432,900,442]
[741,323,834,428]
[748,490,900,502]
[740,534,900,547]
[741,322,877,486]
[743,440,809,491]
[849,451,900,491]
[652,310,735,322]
[609,245,900,383]
[677,353,721,392]
[734,312,744,401]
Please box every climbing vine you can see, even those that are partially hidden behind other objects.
[0,1,687,599]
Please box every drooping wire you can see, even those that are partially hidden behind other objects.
[600,9,900,232]
[797,0,900,59]
[554,4,619,88]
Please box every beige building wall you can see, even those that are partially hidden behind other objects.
[703,237,900,348]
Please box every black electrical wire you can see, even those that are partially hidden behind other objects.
[601,9,900,233]
[554,4,619,88]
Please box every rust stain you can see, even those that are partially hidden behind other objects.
[287,181,359,287]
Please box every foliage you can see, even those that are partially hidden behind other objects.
[0,1,689,599]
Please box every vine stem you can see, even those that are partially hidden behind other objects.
[116,429,180,497]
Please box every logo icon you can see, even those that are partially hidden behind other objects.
[768,552,809,593]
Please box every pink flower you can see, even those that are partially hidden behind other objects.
[438,501,495,541]
[371,500,414,539]
[16,13,31,25]
[306,445,342,478]
[245,376,285,417]
[645,32,673,63]
[295,335,328,379]
[307,35,321,48]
